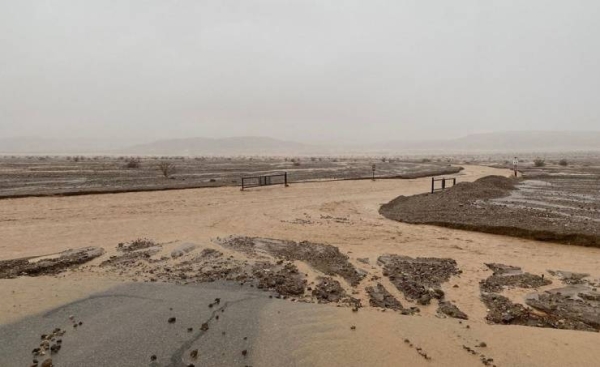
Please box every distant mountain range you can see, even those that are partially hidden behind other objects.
[1,131,599,155]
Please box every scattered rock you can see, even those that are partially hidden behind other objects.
[480,263,551,292]
[171,243,198,259]
[437,301,468,320]
[366,283,403,310]
[312,277,346,303]
[378,255,460,304]
[0,247,105,279]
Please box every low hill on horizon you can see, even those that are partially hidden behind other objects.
[1,131,599,155]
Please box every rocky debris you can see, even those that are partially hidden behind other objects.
[31,327,66,364]
[548,270,590,285]
[219,236,366,286]
[171,243,198,259]
[254,262,306,296]
[312,277,347,303]
[378,255,459,305]
[481,293,596,331]
[437,301,468,320]
[366,283,403,310]
[381,173,600,248]
[0,247,105,279]
[480,263,551,293]
[117,238,158,252]
[198,248,223,259]
[101,248,161,268]
[525,286,600,331]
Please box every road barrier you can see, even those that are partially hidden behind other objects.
[241,172,289,191]
[431,177,456,193]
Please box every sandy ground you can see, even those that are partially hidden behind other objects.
[2,164,600,366]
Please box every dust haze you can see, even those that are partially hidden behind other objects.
[1,0,600,146]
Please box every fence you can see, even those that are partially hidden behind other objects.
[241,172,289,190]
[431,177,457,193]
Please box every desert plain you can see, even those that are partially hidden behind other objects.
[1,160,600,367]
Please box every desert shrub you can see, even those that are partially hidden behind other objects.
[125,158,141,169]
[381,157,387,163]
[421,158,431,163]
[559,159,568,166]
[293,161,301,166]
[534,158,546,167]
[158,161,176,178]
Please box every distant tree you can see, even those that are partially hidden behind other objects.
[158,161,176,178]
[534,158,546,167]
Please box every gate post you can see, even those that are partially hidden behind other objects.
[431,177,434,193]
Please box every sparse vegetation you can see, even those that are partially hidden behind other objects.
[125,157,141,169]
[158,161,176,178]
[534,158,546,167]
[559,159,568,167]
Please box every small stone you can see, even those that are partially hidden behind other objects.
[350,326,356,330]
[478,342,487,348]
[168,317,176,324]
[150,355,157,361]
[41,360,53,367]
[190,349,198,359]
[242,350,248,357]
[187,328,193,332]
[201,323,209,331]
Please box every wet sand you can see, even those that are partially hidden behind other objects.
[2,165,600,366]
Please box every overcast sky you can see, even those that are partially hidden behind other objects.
[1,1,599,144]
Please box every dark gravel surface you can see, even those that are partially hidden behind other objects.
[0,156,461,198]
[380,175,600,247]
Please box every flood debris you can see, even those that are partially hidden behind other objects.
[253,262,306,296]
[218,236,365,286]
[482,293,597,331]
[312,277,347,303]
[480,263,551,293]
[0,247,105,279]
[366,283,403,310]
[437,301,468,320]
[378,254,460,305]
[548,270,590,285]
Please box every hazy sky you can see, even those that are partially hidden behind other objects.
[1,1,599,143]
